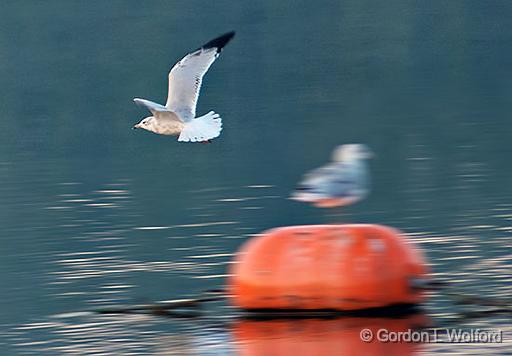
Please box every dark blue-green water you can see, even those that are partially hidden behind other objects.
[0,1,511,354]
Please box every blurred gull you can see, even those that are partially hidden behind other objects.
[291,144,373,208]
[132,31,235,143]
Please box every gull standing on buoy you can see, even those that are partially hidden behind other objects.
[291,144,373,208]
[132,31,235,143]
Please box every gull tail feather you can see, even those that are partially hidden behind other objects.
[178,111,223,143]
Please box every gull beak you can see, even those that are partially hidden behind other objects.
[363,147,375,159]
[132,124,140,130]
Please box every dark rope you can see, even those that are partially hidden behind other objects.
[94,289,226,316]
[92,282,511,321]
[414,279,511,310]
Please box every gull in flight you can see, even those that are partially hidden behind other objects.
[291,144,373,208]
[132,31,235,143]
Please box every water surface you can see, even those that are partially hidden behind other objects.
[0,1,511,354]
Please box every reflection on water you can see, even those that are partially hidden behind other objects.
[2,144,511,355]
[2,178,510,354]
[2,180,286,354]
[2,118,512,355]
[232,315,428,356]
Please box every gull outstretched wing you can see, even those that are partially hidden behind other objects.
[134,98,170,115]
[165,32,235,121]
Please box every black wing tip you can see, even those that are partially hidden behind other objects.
[202,31,236,52]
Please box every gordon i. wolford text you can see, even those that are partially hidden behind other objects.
[369,328,503,343]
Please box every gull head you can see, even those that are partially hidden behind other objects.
[133,116,156,132]
[332,144,373,163]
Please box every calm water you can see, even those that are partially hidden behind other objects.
[1,1,511,355]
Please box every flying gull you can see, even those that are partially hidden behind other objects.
[132,31,235,143]
[291,144,373,208]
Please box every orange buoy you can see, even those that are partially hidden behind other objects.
[228,224,429,310]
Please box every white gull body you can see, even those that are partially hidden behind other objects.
[133,31,235,142]
[291,144,373,208]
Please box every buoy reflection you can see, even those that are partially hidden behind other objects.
[232,313,430,356]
